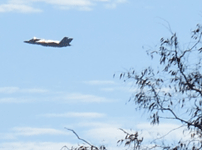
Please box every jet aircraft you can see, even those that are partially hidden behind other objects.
[24,37,73,47]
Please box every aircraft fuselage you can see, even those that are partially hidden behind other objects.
[24,37,73,47]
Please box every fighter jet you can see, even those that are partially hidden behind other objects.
[24,37,73,47]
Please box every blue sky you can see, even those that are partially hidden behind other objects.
[0,0,202,149]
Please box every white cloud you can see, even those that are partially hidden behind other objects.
[0,0,127,13]
[0,133,16,140]
[105,0,127,9]
[21,88,49,93]
[35,0,93,11]
[0,141,123,150]
[136,123,187,141]
[0,89,113,103]
[12,127,66,136]
[0,97,29,103]
[0,142,74,150]
[0,87,48,94]
[77,121,121,128]
[39,0,92,7]
[40,112,106,118]
[100,88,115,92]
[100,85,136,93]
[83,122,189,148]
[84,80,115,85]
[85,126,125,148]
[0,3,41,13]
[74,121,124,141]
[87,127,124,139]
[0,127,68,141]
[0,87,19,94]
[60,93,113,103]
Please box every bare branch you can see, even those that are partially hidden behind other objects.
[119,128,130,135]
[151,125,185,142]
[64,127,94,147]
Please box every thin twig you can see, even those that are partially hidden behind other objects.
[151,125,185,143]
[156,17,174,34]
[119,128,130,135]
[64,127,93,147]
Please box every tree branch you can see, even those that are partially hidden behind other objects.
[179,31,202,59]
[64,127,94,147]
[151,125,184,142]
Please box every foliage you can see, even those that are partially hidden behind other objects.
[64,24,202,150]
[117,128,143,150]
[117,24,202,149]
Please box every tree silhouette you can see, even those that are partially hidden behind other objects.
[63,24,202,150]
[117,23,202,149]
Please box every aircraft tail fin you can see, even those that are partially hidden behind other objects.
[59,37,73,47]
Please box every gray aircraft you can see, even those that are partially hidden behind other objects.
[24,37,73,47]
